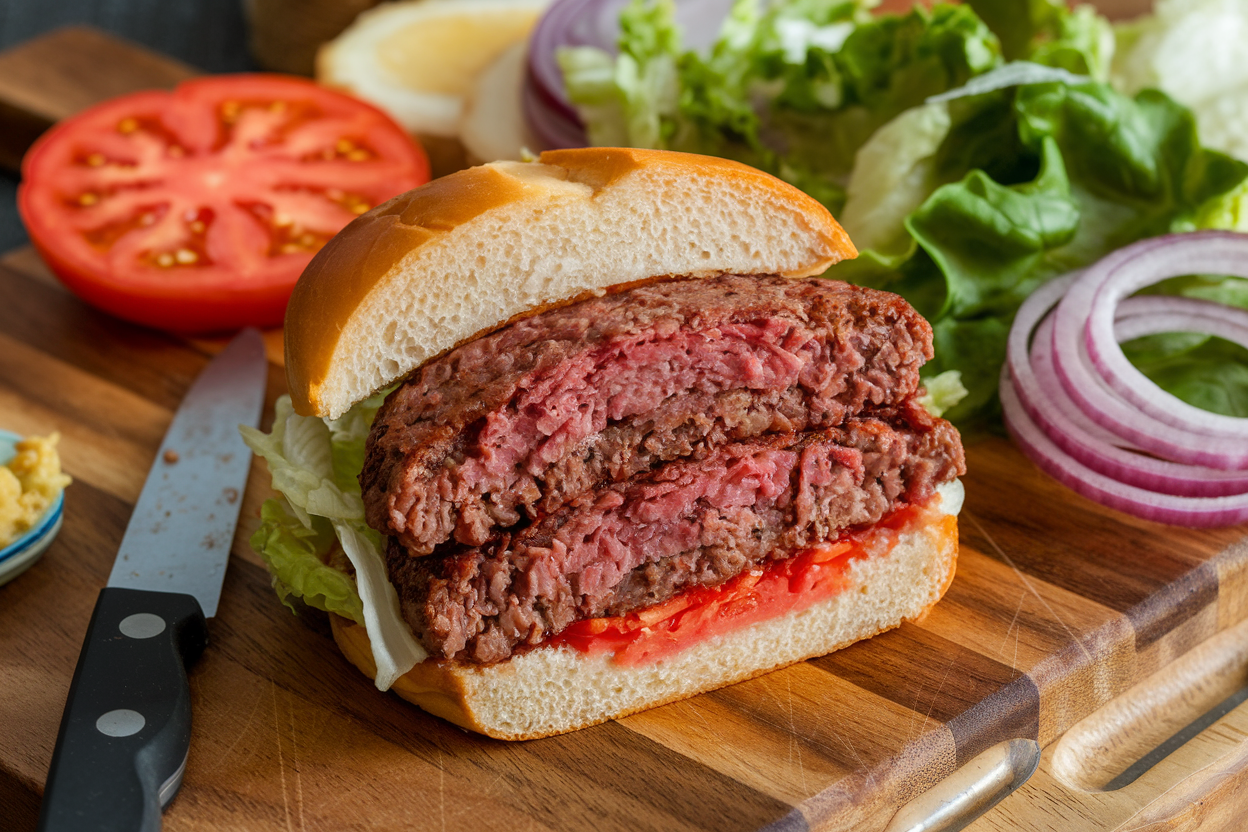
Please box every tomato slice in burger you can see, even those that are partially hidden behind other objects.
[18,74,430,333]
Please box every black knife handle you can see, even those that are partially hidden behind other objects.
[37,587,208,832]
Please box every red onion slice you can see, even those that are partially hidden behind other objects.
[523,74,589,149]
[1086,233,1248,438]
[1001,368,1248,527]
[1007,275,1248,498]
[1050,232,1248,467]
[1114,295,1248,348]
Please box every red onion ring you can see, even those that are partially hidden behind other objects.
[1001,369,1248,527]
[1008,276,1248,498]
[1086,234,1248,437]
[1004,231,1248,525]
[523,74,590,149]
[1050,232,1248,468]
[1114,295,1248,348]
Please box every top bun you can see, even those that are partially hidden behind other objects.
[285,147,856,419]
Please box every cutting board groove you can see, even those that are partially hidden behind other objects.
[1,25,1247,832]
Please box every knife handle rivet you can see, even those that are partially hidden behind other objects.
[96,709,145,738]
[119,613,167,639]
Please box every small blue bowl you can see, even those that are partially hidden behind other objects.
[0,430,65,586]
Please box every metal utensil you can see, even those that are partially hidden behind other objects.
[37,328,268,832]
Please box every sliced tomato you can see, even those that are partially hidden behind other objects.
[18,74,430,333]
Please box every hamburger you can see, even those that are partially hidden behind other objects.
[246,147,965,740]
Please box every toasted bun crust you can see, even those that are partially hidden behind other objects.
[285,147,856,419]
[331,484,961,740]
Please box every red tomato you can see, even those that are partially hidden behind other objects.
[18,74,430,333]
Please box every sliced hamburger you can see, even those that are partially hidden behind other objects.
[249,147,965,740]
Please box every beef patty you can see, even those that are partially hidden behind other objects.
[363,275,964,663]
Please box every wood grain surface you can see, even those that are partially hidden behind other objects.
[970,618,1248,832]
[1,24,1246,832]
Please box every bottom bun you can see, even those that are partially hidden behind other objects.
[331,482,962,740]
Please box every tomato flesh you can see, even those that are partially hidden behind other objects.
[19,75,430,333]
[549,503,954,666]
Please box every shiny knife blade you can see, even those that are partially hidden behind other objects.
[38,328,267,832]
[107,329,267,617]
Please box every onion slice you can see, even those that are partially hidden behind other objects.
[1004,231,1248,526]
[1001,370,1248,527]
[1114,294,1248,349]
[1007,276,1248,498]
[523,69,590,149]
[1050,231,1248,467]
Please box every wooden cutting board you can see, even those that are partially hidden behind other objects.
[1,26,1247,832]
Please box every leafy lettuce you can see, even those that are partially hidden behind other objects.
[843,78,1248,430]
[562,0,1001,211]
[240,391,427,690]
[965,0,1112,74]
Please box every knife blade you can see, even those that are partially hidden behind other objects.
[37,328,268,832]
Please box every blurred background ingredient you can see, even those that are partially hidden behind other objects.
[0,433,70,550]
[316,0,551,170]
[246,0,383,76]
[1111,0,1248,163]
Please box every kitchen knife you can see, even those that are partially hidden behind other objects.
[37,328,268,832]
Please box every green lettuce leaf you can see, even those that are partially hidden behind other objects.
[836,78,1248,430]
[1122,331,1248,418]
[616,0,684,148]
[1014,84,1247,232]
[239,395,362,528]
[965,0,1112,77]
[1029,5,1114,79]
[909,135,1080,320]
[563,0,1002,213]
[240,394,427,689]
[1197,181,1248,232]
[559,47,631,147]
[917,370,969,418]
[839,102,951,254]
[965,0,1063,61]
[929,315,1013,430]
[326,386,393,493]
[250,498,364,625]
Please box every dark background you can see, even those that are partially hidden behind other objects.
[0,1,257,253]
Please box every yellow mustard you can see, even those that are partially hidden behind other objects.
[1,433,71,548]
